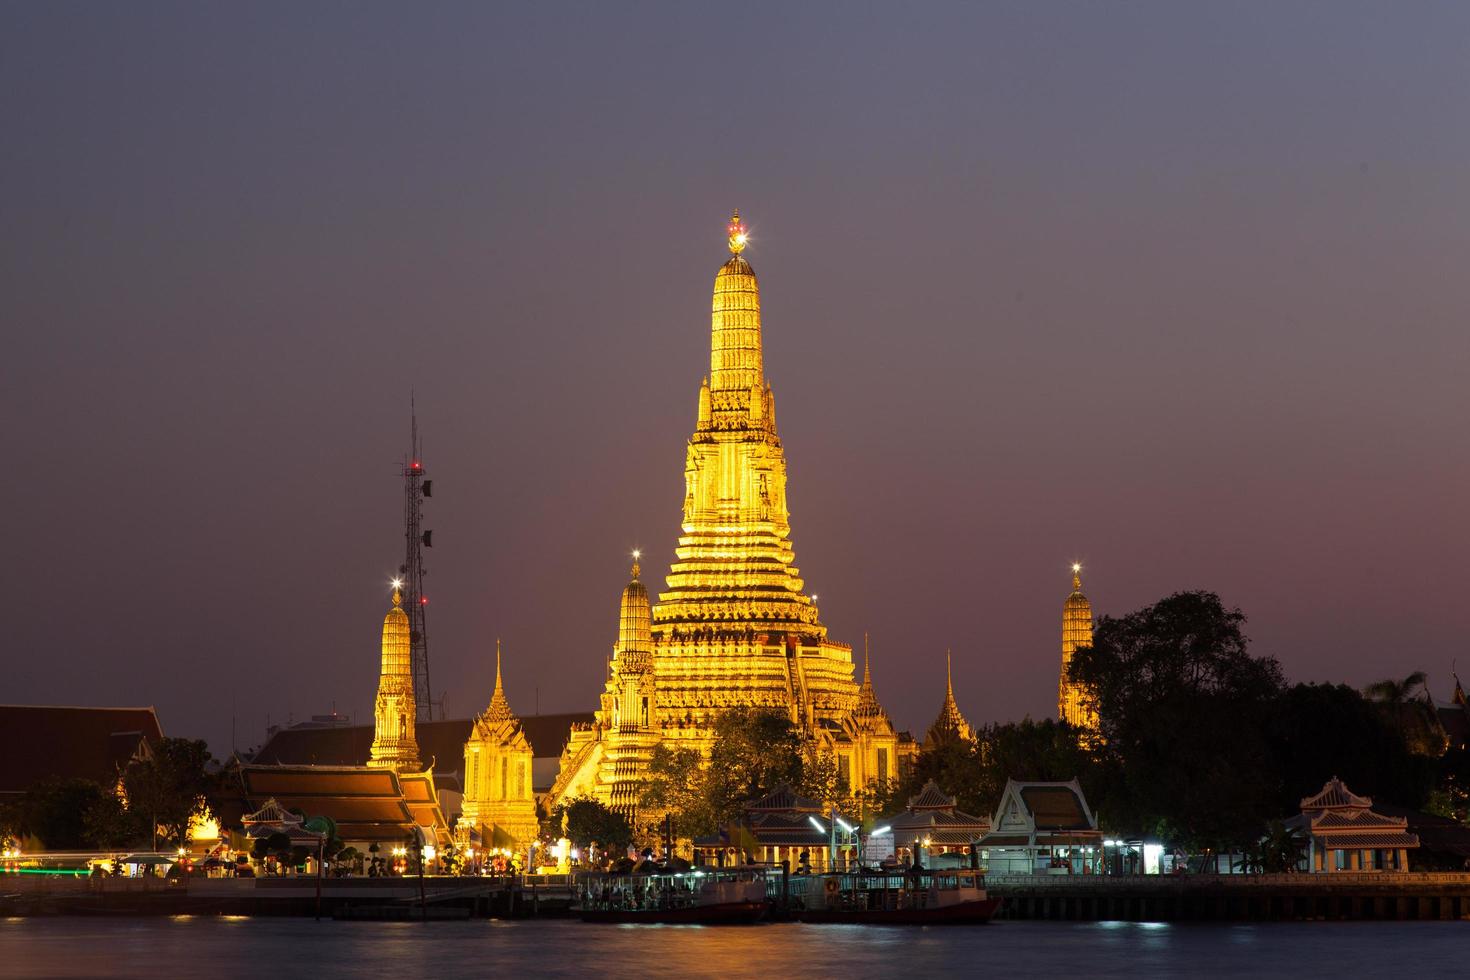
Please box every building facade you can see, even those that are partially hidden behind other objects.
[456,643,540,850]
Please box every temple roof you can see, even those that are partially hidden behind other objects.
[907,780,957,811]
[0,704,163,796]
[925,652,975,747]
[745,784,823,813]
[482,640,516,725]
[854,637,887,720]
[1300,777,1373,811]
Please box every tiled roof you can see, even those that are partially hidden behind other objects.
[907,780,956,810]
[0,705,163,795]
[1300,777,1373,811]
[236,764,446,845]
[1313,832,1420,848]
[745,784,823,813]
[1019,785,1092,829]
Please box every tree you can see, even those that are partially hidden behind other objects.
[1069,591,1286,849]
[82,792,146,851]
[1268,682,1437,813]
[18,778,110,850]
[1362,671,1447,758]
[123,738,215,850]
[554,798,633,862]
[641,744,714,837]
[1363,671,1429,705]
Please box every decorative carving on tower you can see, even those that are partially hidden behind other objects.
[1058,564,1098,731]
[369,587,422,772]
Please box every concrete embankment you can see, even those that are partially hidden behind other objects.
[987,872,1470,922]
[0,874,576,919]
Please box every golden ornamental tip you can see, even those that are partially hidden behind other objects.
[726,210,748,255]
[391,587,402,607]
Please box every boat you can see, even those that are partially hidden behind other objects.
[785,868,1001,924]
[575,868,768,924]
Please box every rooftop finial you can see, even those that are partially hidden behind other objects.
[1071,562,1083,592]
[631,549,641,581]
[727,210,748,255]
[946,649,954,697]
[494,638,503,692]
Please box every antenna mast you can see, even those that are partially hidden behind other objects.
[400,397,437,719]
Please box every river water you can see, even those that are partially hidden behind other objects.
[2,917,1465,978]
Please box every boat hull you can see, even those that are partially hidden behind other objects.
[578,900,768,925]
[796,897,1002,925]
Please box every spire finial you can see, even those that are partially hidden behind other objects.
[630,549,641,581]
[1071,562,1083,592]
[494,638,503,693]
[727,210,748,255]
[864,632,871,683]
[946,649,954,697]
[390,579,404,607]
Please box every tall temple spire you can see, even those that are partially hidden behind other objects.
[485,638,515,723]
[926,649,974,748]
[1059,563,1098,732]
[368,584,421,771]
[855,632,886,719]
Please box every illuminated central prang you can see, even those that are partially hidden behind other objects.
[651,212,857,738]
[546,214,914,815]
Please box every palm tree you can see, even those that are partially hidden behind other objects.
[1363,671,1429,704]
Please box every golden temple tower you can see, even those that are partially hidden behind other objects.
[590,554,663,814]
[368,587,422,772]
[924,651,976,749]
[651,211,858,739]
[548,215,914,815]
[1058,564,1098,731]
[458,641,539,850]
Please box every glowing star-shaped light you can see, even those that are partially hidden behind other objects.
[726,210,748,255]
[631,549,641,561]
[390,577,404,591]
[1071,563,1081,574]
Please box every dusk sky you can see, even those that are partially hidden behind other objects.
[3,2,1467,757]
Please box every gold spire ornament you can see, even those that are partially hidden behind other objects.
[726,210,748,255]
[925,650,975,748]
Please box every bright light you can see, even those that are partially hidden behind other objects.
[422,844,436,861]
[835,817,855,834]
[869,826,891,837]
[734,233,748,247]
[812,594,819,603]
[808,816,827,833]
[1071,562,1082,573]
[391,578,404,590]
[631,549,641,560]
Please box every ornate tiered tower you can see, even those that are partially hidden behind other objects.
[1058,564,1097,730]
[368,587,421,772]
[924,651,976,750]
[548,214,914,817]
[590,555,663,814]
[457,642,539,849]
[651,211,858,739]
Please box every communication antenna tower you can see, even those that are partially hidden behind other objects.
[400,397,437,719]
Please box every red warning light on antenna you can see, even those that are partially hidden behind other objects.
[420,597,428,605]
[412,461,422,470]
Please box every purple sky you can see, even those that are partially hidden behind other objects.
[3,3,1467,757]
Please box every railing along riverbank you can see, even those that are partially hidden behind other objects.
[985,871,1470,921]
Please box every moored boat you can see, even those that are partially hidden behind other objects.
[787,868,1001,924]
[575,868,768,924]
